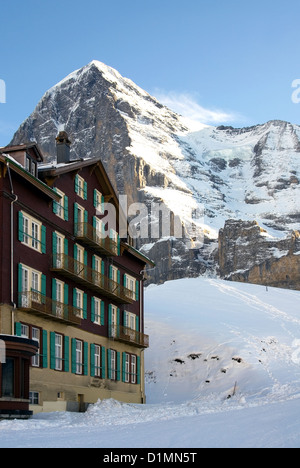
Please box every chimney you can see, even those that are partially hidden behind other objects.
[56,131,71,164]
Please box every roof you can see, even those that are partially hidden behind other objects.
[0,153,60,202]
[0,143,44,162]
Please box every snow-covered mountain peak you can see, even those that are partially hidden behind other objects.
[9,61,300,283]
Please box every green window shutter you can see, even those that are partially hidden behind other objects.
[116,351,121,381]
[64,283,69,305]
[73,288,77,308]
[52,278,57,301]
[64,336,69,372]
[84,209,88,224]
[83,341,88,375]
[93,189,97,208]
[84,250,88,266]
[83,293,87,319]
[41,225,46,254]
[91,296,95,322]
[74,203,78,234]
[52,232,57,268]
[42,330,48,368]
[90,343,95,377]
[64,237,68,256]
[18,263,23,305]
[64,195,68,221]
[109,265,113,280]
[18,211,24,242]
[107,349,111,379]
[117,270,120,284]
[122,352,126,382]
[74,243,78,261]
[50,331,56,370]
[52,188,58,215]
[135,280,139,301]
[137,356,141,385]
[101,300,105,325]
[92,255,95,271]
[118,235,121,256]
[101,346,106,378]
[123,273,127,287]
[15,322,22,337]
[117,308,120,326]
[41,274,46,304]
[71,338,76,373]
[108,304,112,335]
[101,260,105,275]
[136,316,139,333]
[84,181,87,200]
[75,174,79,194]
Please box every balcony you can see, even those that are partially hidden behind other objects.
[109,324,149,349]
[18,291,81,325]
[51,254,135,304]
[74,222,119,257]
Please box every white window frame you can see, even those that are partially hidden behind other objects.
[55,333,63,371]
[94,344,101,378]
[94,189,104,215]
[125,353,130,383]
[76,175,85,199]
[54,188,66,219]
[20,264,42,306]
[21,212,42,253]
[131,355,137,384]
[93,297,102,325]
[75,288,84,318]
[124,311,136,330]
[76,339,83,374]
[125,274,136,294]
[110,349,116,380]
[31,327,40,367]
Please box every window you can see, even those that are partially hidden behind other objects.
[25,154,38,177]
[74,244,86,277]
[29,391,39,405]
[108,304,119,338]
[73,288,87,319]
[94,189,104,214]
[124,311,137,330]
[55,334,63,371]
[75,174,87,200]
[74,203,87,237]
[76,339,83,375]
[53,188,68,220]
[124,274,138,301]
[18,264,45,307]
[123,353,139,384]
[18,211,46,253]
[32,327,40,367]
[52,231,67,269]
[54,279,64,318]
[17,323,42,368]
[91,344,105,378]
[91,297,104,325]
[109,349,117,380]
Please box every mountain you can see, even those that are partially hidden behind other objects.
[9,60,300,286]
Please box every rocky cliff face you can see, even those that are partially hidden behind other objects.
[9,60,300,287]
[218,220,300,290]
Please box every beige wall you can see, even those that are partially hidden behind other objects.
[1,304,146,413]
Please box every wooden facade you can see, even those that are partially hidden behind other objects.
[0,136,153,414]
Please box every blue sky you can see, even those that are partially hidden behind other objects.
[1,0,300,146]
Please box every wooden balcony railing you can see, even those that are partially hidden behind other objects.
[18,291,82,325]
[51,254,135,304]
[109,324,149,349]
[74,222,119,257]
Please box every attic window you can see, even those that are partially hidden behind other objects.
[25,153,38,177]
